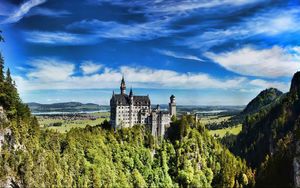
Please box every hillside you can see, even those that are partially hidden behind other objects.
[231,72,300,187]
[219,88,284,131]
[27,102,106,113]
[241,88,283,115]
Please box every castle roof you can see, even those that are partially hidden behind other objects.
[111,94,150,106]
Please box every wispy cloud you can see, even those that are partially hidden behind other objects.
[80,61,103,75]
[93,0,265,15]
[183,8,300,49]
[67,19,177,41]
[2,0,47,24]
[28,7,71,17]
[205,45,300,78]
[156,49,204,62]
[24,31,100,45]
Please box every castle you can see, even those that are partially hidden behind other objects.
[110,77,176,137]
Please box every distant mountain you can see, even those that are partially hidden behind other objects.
[241,88,283,115]
[27,102,107,113]
[231,72,300,187]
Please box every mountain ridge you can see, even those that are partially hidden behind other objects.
[27,102,105,112]
[241,88,283,116]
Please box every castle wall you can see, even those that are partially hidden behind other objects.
[110,78,175,137]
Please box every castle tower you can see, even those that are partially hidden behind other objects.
[129,88,134,127]
[169,95,176,118]
[120,76,126,94]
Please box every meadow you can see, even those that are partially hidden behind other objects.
[37,112,109,133]
[208,124,242,138]
[37,112,242,137]
[199,115,242,138]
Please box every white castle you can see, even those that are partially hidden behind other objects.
[110,77,176,137]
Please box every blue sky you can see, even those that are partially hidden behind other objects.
[0,0,299,105]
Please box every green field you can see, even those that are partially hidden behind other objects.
[200,115,232,125]
[38,112,242,136]
[199,115,242,138]
[208,124,242,138]
[37,112,110,133]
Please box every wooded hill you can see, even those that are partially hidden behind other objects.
[230,72,300,187]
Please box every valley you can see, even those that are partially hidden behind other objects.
[34,105,243,138]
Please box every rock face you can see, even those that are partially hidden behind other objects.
[0,128,12,150]
[290,71,300,93]
[294,141,300,188]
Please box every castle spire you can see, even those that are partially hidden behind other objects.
[129,87,133,97]
[120,76,126,94]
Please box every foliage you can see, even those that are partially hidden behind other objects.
[241,88,283,116]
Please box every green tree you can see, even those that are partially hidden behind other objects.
[0,53,4,82]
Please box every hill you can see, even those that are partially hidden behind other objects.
[27,102,105,113]
[219,88,284,132]
[231,72,300,187]
[241,88,283,115]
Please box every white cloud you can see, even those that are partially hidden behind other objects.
[14,61,290,105]
[24,31,99,45]
[2,0,46,24]
[27,58,75,81]
[15,62,249,91]
[156,49,204,62]
[80,61,103,75]
[249,79,289,92]
[205,46,300,78]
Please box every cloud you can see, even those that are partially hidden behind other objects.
[67,19,177,41]
[183,8,300,49]
[156,49,204,62]
[249,79,289,92]
[24,31,100,45]
[93,0,264,15]
[15,61,249,91]
[27,58,75,81]
[28,7,71,17]
[205,46,300,78]
[119,66,246,89]
[2,0,47,24]
[15,59,290,94]
[80,61,103,75]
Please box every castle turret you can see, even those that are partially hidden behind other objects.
[120,76,126,94]
[129,87,134,127]
[129,88,133,103]
[169,95,176,118]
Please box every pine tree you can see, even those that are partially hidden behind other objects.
[0,31,4,83]
[0,53,4,82]
[0,31,4,42]
[6,68,12,85]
